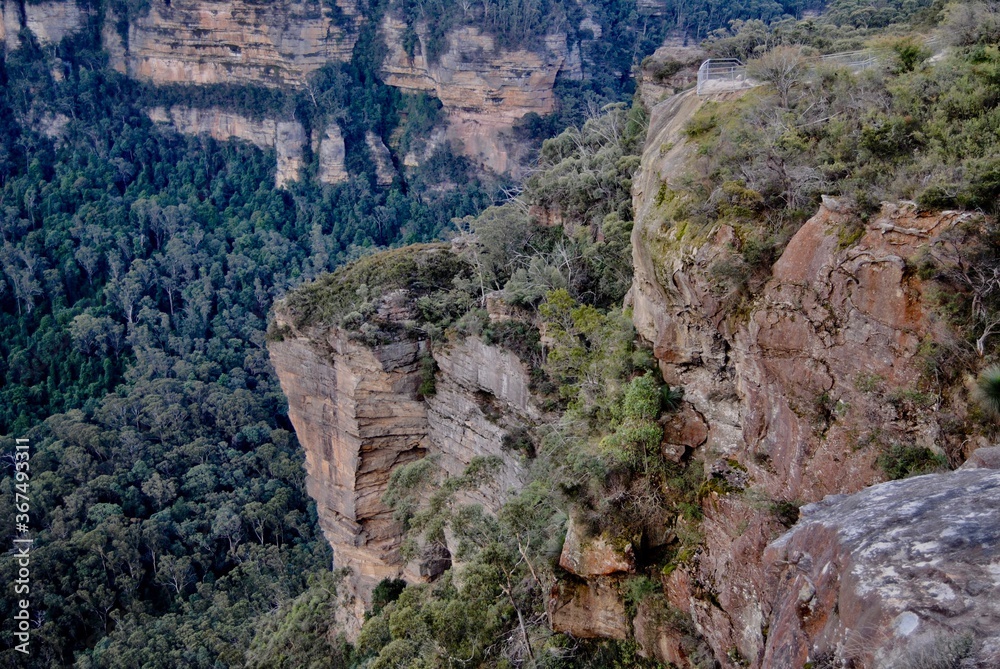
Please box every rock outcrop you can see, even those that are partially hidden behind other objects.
[637,43,705,108]
[101,10,126,74]
[763,468,1000,668]
[7,0,611,177]
[147,106,305,187]
[269,283,538,636]
[125,0,360,87]
[275,120,307,189]
[24,0,86,45]
[316,124,348,185]
[558,517,634,578]
[1,0,86,50]
[627,88,984,666]
[548,579,630,640]
[425,336,533,509]
[365,131,395,186]
[379,15,579,174]
[1,0,14,51]
[547,517,636,642]
[269,326,430,636]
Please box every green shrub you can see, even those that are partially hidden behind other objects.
[283,244,475,333]
[417,354,437,398]
[975,365,1000,417]
[889,37,931,72]
[877,444,948,480]
[623,372,663,421]
[370,578,408,617]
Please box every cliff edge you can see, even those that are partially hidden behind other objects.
[627,88,990,666]
[268,245,539,636]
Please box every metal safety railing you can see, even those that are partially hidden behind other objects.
[696,35,943,96]
[696,59,756,95]
[817,49,878,71]
[696,50,877,95]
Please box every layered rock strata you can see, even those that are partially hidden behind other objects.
[147,106,310,188]
[125,0,360,87]
[379,15,580,173]
[101,10,126,73]
[270,304,536,635]
[11,0,602,177]
[0,0,19,52]
[316,125,348,185]
[24,0,86,45]
[269,326,430,635]
[1,0,87,50]
[365,131,395,186]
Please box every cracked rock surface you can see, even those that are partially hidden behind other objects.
[764,468,1000,668]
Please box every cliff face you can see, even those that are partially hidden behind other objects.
[268,325,430,635]
[24,0,86,45]
[379,16,580,174]
[269,304,537,635]
[11,0,594,177]
[628,89,983,667]
[126,0,360,87]
[315,124,348,185]
[147,106,314,188]
[763,465,1000,667]
[3,0,89,51]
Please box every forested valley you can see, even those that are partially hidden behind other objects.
[0,9,503,666]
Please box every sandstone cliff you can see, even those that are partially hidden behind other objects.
[624,88,986,667]
[125,0,360,87]
[1,0,21,52]
[315,124,348,185]
[763,464,1000,667]
[365,130,395,186]
[24,0,86,46]
[268,326,430,635]
[8,0,598,177]
[1,0,87,50]
[269,266,538,635]
[379,15,580,174]
[147,106,312,188]
[637,43,705,108]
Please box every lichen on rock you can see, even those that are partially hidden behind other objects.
[763,469,1000,668]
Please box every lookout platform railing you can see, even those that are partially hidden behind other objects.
[696,48,883,95]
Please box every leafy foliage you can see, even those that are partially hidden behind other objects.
[877,443,948,479]
[245,571,356,669]
[280,243,476,335]
[0,11,498,668]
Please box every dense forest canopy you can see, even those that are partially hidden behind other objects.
[0,6,497,667]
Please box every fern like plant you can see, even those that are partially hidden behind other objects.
[975,365,1000,417]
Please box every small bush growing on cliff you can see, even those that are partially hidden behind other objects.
[417,354,437,398]
[877,443,948,480]
[483,319,544,368]
[974,365,1000,417]
[370,578,408,617]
